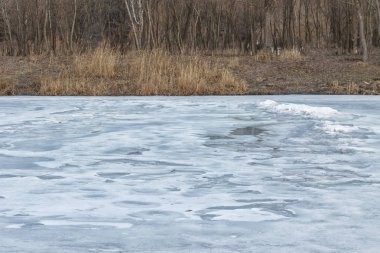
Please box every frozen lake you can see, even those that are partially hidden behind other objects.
[0,96,379,253]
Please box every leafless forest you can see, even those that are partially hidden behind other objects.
[0,0,379,60]
[1,0,379,96]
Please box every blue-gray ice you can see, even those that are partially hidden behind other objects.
[0,96,379,253]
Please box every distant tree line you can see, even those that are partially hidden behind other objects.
[0,0,379,60]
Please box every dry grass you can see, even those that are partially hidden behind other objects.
[73,43,119,78]
[126,50,247,95]
[0,79,16,95]
[330,80,367,95]
[331,80,343,94]
[372,81,380,94]
[254,48,303,61]
[347,82,360,94]
[254,50,274,61]
[2,47,379,96]
[278,49,303,61]
[39,47,247,96]
[40,74,107,96]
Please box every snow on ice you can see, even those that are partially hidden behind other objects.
[0,96,379,253]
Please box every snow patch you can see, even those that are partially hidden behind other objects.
[5,224,25,229]
[258,100,339,119]
[40,220,133,229]
[322,121,360,134]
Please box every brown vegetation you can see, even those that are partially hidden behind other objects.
[1,47,379,96]
[37,45,247,96]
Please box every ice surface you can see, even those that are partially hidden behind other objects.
[0,96,379,252]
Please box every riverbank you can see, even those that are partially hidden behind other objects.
[1,48,379,96]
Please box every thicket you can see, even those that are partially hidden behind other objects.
[0,0,379,61]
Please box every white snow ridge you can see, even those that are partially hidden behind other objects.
[322,121,360,134]
[258,99,339,119]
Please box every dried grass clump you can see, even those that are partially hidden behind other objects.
[254,48,303,61]
[372,81,380,94]
[254,50,273,61]
[331,80,343,94]
[0,79,16,95]
[331,80,361,95]
[74,43,119,78]
[127,50,247,95]
[278,48,303,61]
[347,82,360,94]
[40,43,121,95]
[39,70,126,96]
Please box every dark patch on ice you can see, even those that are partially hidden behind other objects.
[14,213,30,217]
[312,167,371,179]
[231,126,266,136]
[207,135,234,140]
[264,172,379,188]
[230,116,256,121]
[335,148,357,155]
[97,172,130,179]
[196,174,250,189]
[0,174,25,178]
[58,163,80,170]
[105,147,149,155]
[80,188,104,192]
[114,200,155,207]
[166,187,181,192]
[239,190,262,194]
[200,214,219,221]
[328,179,380,187]
[131,188,163,195]
[235,198,278,203]
[127,151,143,155]
[51,108,82,115]
[169,168,205,174]
[37,175,65,180]
[22,222,44,228]
[0,196,4,199]
[29,189,67,194]
[86,194,107,198]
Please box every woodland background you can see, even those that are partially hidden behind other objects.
[0,0,379,95]
[1,0,379,59]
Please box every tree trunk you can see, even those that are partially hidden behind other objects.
[356,0,368,61]
[70,0,77,51]
[375,0,380,46]
[124,0,142,50]
[264,0,273,50]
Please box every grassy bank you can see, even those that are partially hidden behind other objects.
[1,46,379,96]
[0,45,247,96]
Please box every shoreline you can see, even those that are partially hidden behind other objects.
[1,49,379,96]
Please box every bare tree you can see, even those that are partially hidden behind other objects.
[0,0,378,56]
[124,0,144,50]
[375,0,380,45]
[70,0,77,51]
[356,0,369,61]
